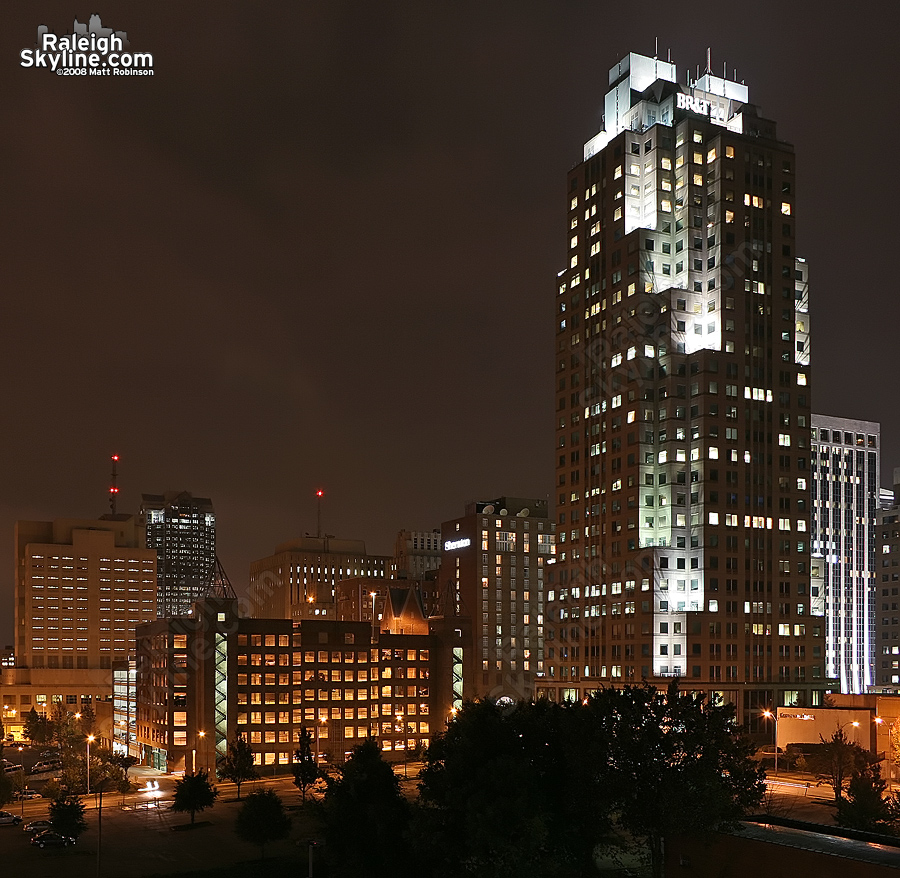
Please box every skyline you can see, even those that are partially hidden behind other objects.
[2,3,898,646]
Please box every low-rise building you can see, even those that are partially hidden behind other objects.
[135,594,444,772]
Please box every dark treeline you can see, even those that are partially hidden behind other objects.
[319,682,765,878]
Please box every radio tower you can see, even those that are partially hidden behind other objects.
[109,454,120,515]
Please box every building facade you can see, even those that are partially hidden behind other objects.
[135,597,441,772]
[142,492,216,619]
[249,537,391,622]
[876,469,900,689]
[810,415,879,693]
[439,497,555,703]
[393,529,442,579]
[546,51,826,727]
[1,515,156,740]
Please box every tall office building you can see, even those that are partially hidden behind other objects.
[876,469,900,689]
[810,415,879,693]
[141,492,216,618]
[546,52,826,726]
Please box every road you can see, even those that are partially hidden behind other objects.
[758,770,840,824]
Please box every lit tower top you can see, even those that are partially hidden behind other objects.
[585,51,750,175]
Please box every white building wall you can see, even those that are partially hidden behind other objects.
[811,415,880,693]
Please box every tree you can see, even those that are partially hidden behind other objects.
[218,735,258,799]
[106,751,139,779]
[77,705,96,737]
[50,702,78,749]
[592,682,765,878]
[292,727,321,804]
[322,737,412,878]
[171,769,218,825]
[50,793,87,840]
[418,699,612,878]
[24,707,50,745]
[235,788,291,859]
[836,763,898,834]
[806,727,871,803]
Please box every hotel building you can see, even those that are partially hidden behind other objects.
[440,497,555,703]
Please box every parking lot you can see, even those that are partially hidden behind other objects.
[0,771,317,877]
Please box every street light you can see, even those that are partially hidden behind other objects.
[370,592,377,642]
[196,730,206,774]
[837,719,861,740]
[86,734,95,798]
[762,710,778,775]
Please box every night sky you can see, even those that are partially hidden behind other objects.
[2,3,897,644]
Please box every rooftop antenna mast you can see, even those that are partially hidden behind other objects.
[706,47,711,75]
[109,454,120,515]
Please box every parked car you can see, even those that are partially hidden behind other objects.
[39,750,59,759]
[29,760,61,775]
[23,820,52,834]
[0,811,22,826]
[13,789,42,801]
[3,763,24,775]
[30,829,75,848]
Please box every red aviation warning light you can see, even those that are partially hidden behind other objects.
[109,454,120,515]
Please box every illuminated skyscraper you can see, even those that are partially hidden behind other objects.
[810,415,879,694]
[141,491,216,618]
[545,52,827,726]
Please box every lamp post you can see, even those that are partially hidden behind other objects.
[370,592,377,642]
[837,719,861,742]
[86,734,95,799]
[197,730,206,774]
[762,710,777,775]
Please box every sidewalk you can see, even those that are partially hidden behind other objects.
[129,765,168,780]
